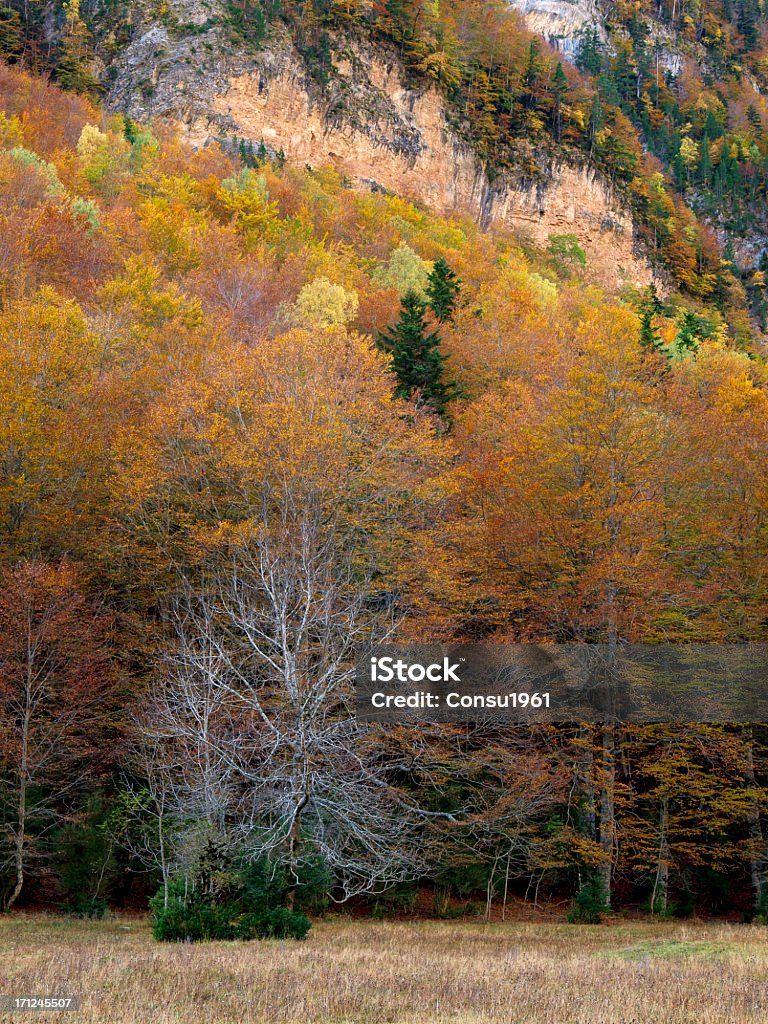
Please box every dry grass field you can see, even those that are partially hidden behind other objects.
[1,913,767,1024]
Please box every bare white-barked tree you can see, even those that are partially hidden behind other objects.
[137,499,424,903]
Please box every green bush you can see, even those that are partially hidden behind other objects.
[567,876,610,924]
[237,907,311,940]
[370,881,419,918]
[150,855,314,943]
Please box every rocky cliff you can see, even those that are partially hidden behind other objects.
[102,9,654,290]
[509,0,602,57]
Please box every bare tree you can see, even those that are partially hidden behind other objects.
[138,499,425,901]
[0,560,116,910]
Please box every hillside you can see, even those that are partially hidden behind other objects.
[0,0,760,318]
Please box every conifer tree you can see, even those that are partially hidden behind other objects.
[552,61,568,142]
[639,284,663,353]
[0,3,22,59]
[675,309,703,355]
[426,257,461,323]
[377,290,458,418]
[576,25,603,76]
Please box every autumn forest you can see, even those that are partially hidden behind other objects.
[2,0,768,946]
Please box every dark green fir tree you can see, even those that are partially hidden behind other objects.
[426,257,461,323]
[639,284,664,353]
[378,290,458,418]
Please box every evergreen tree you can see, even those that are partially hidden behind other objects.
[675,309,703,355]
[521,38,546,109]
[0,3,22,59]
[639,285,661,352]
[576,25,603,76]
[551,60,568,142]
[377,291,458,418]
[737,0,759,49]
[747,105,763,138]
[639,284,664,353]
[426,257,461,323]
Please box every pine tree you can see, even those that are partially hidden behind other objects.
[576,25,603,76]
[0,3,22,59]
[377,290,458,418]
[552,61,568,142]
[521,38,546,110]
[675,309,702,355]
[639,284,663,353]
[747,104,763,138]
[426,258,461,323]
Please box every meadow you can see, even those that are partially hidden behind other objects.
[1,914,767,1024]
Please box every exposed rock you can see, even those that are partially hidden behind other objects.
[508,0,603,57]
[103,16,656,290]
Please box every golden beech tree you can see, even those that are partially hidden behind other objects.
[410,302,677,904]
[0,288,108,558]
[107,325,449,609]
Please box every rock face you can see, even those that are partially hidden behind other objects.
[104,23,655,290]
[508,0,602,57]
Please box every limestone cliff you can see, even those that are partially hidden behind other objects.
[103,13,654,290]
[509,0,682,74]
[508,0,602,57]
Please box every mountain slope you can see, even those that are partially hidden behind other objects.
[2,0,765,329]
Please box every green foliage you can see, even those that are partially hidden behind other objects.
[547,234,587,273]
[372,243,431,297]
[370,881,419,918]
[567,876,610,924]
[639,284,664,353]
[426,257,461,323]
[151,860,312,943]
[377,289,459,418]
[55,796,117,915]
[8,146,65,197]
[60,896,109,919]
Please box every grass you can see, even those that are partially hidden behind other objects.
[1,914,768,1022]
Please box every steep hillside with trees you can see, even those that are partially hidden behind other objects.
[0,0,759,315]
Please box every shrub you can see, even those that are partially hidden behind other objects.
[150,854,316,943]
[237,907,311,940]
[150,881,241,942]
[567,876,610,924]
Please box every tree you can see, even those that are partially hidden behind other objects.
[425,257,461,323]
[372,242,431,296]
[547,234,587,274]
[577,25,604,75]
[287,276,359,328]
[0,560,116,909]
[56,0,101,97]
[378,290,458,418]
[140,507,426,902]
[639,284,664,353]
[551,61,568,142]
[675,309,704,355]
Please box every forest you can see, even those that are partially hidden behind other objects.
[1,0,768,941]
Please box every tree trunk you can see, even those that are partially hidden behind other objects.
[744,730,765,910]
[651,792,670,915]
[598,722,615,907]
[6,694,30,912]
